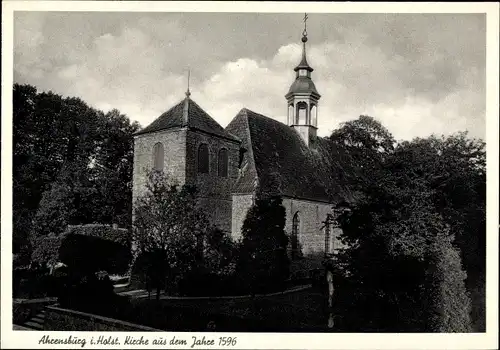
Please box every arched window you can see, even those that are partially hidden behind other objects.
[311,104,317,127]
[197,144,209,174]
[152,142,164,171]
[291,212,300,259]
[296,102,307,124]
[325,221,334,256]
[218,148,228,177]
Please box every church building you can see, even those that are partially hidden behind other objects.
[132,19,347,276]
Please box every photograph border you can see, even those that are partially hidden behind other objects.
[2,2,499,349]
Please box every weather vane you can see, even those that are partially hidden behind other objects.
[303,13,308,37]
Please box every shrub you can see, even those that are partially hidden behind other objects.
[238,196,289,294]
[65,224,130,246]
[59,233,132,276]
[31,234,62,268]
[58,271,129,316]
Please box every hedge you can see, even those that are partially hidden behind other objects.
[65,224,130,245]
[30,224,131,274]
[59,233,132,276]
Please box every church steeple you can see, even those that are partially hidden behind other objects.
[285,13,321,147]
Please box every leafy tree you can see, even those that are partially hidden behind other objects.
[327,115,395,194]
[335,152,472,331]
[31,178,76,237]
[238,196,289,294]
[132,171,214,300]
[390,133,485,331]
[327,117,477,332]
[90,109,140,227]
[13,83,140,260]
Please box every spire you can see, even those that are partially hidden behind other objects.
[183,69,190,124]
[285,13,321,147]
[294,13,313,72]
[185,69,191,98]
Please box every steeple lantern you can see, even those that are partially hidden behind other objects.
[285,13,321,147]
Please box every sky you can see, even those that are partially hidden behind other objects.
[13,11,486,141]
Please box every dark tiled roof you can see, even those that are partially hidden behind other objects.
[134,97,240,142]
[226,108,351,203]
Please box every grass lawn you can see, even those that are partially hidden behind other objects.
[125,286,329,332]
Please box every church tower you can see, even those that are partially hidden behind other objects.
[285,13,321,147]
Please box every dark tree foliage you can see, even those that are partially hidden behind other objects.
[13,83,140,262]
[394,133,486,331]
[327,115,395,194]
[132,171,233,299]
[238,196,289,294]
[327,116,477,332]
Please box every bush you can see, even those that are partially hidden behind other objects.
[65,224,130,246]
[238,196,290,294]
[58,271,129,315]
[59,232,132,276]
[31,234,62,268]
[13,267,64,299]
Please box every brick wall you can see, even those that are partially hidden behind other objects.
[197,197,233,233]
[282,197,337,277]
[230,194,254,241]
[132,128,187,205]
[185,130,240,232]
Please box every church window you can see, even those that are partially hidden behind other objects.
[218,148,228,177]
[296,102,307,124]
[198,144,209,173]
[325,221,334,256]
[291,212,300,259]
[288,104,294,125]
[152,142,164,171]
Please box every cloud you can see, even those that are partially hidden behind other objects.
[13,13,485,141]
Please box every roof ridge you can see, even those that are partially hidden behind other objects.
[182,97,189,125]
[242,110,259,191]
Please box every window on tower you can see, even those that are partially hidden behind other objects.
[198,144,209,173]
[218,148,228,177]
[152,142,164,171]
[288,104,294,125]
[297,102,307,124]
[311,104,317,127]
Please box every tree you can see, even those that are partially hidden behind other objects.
[90,109,140,227]
[325,117,479,331]
[13,83,140,261]
[31,177,76,237]
[132,171,214,300]
[332,130,474,332]
[238,196,289,294]
[389,133,485,331]
[327,115,395,194]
